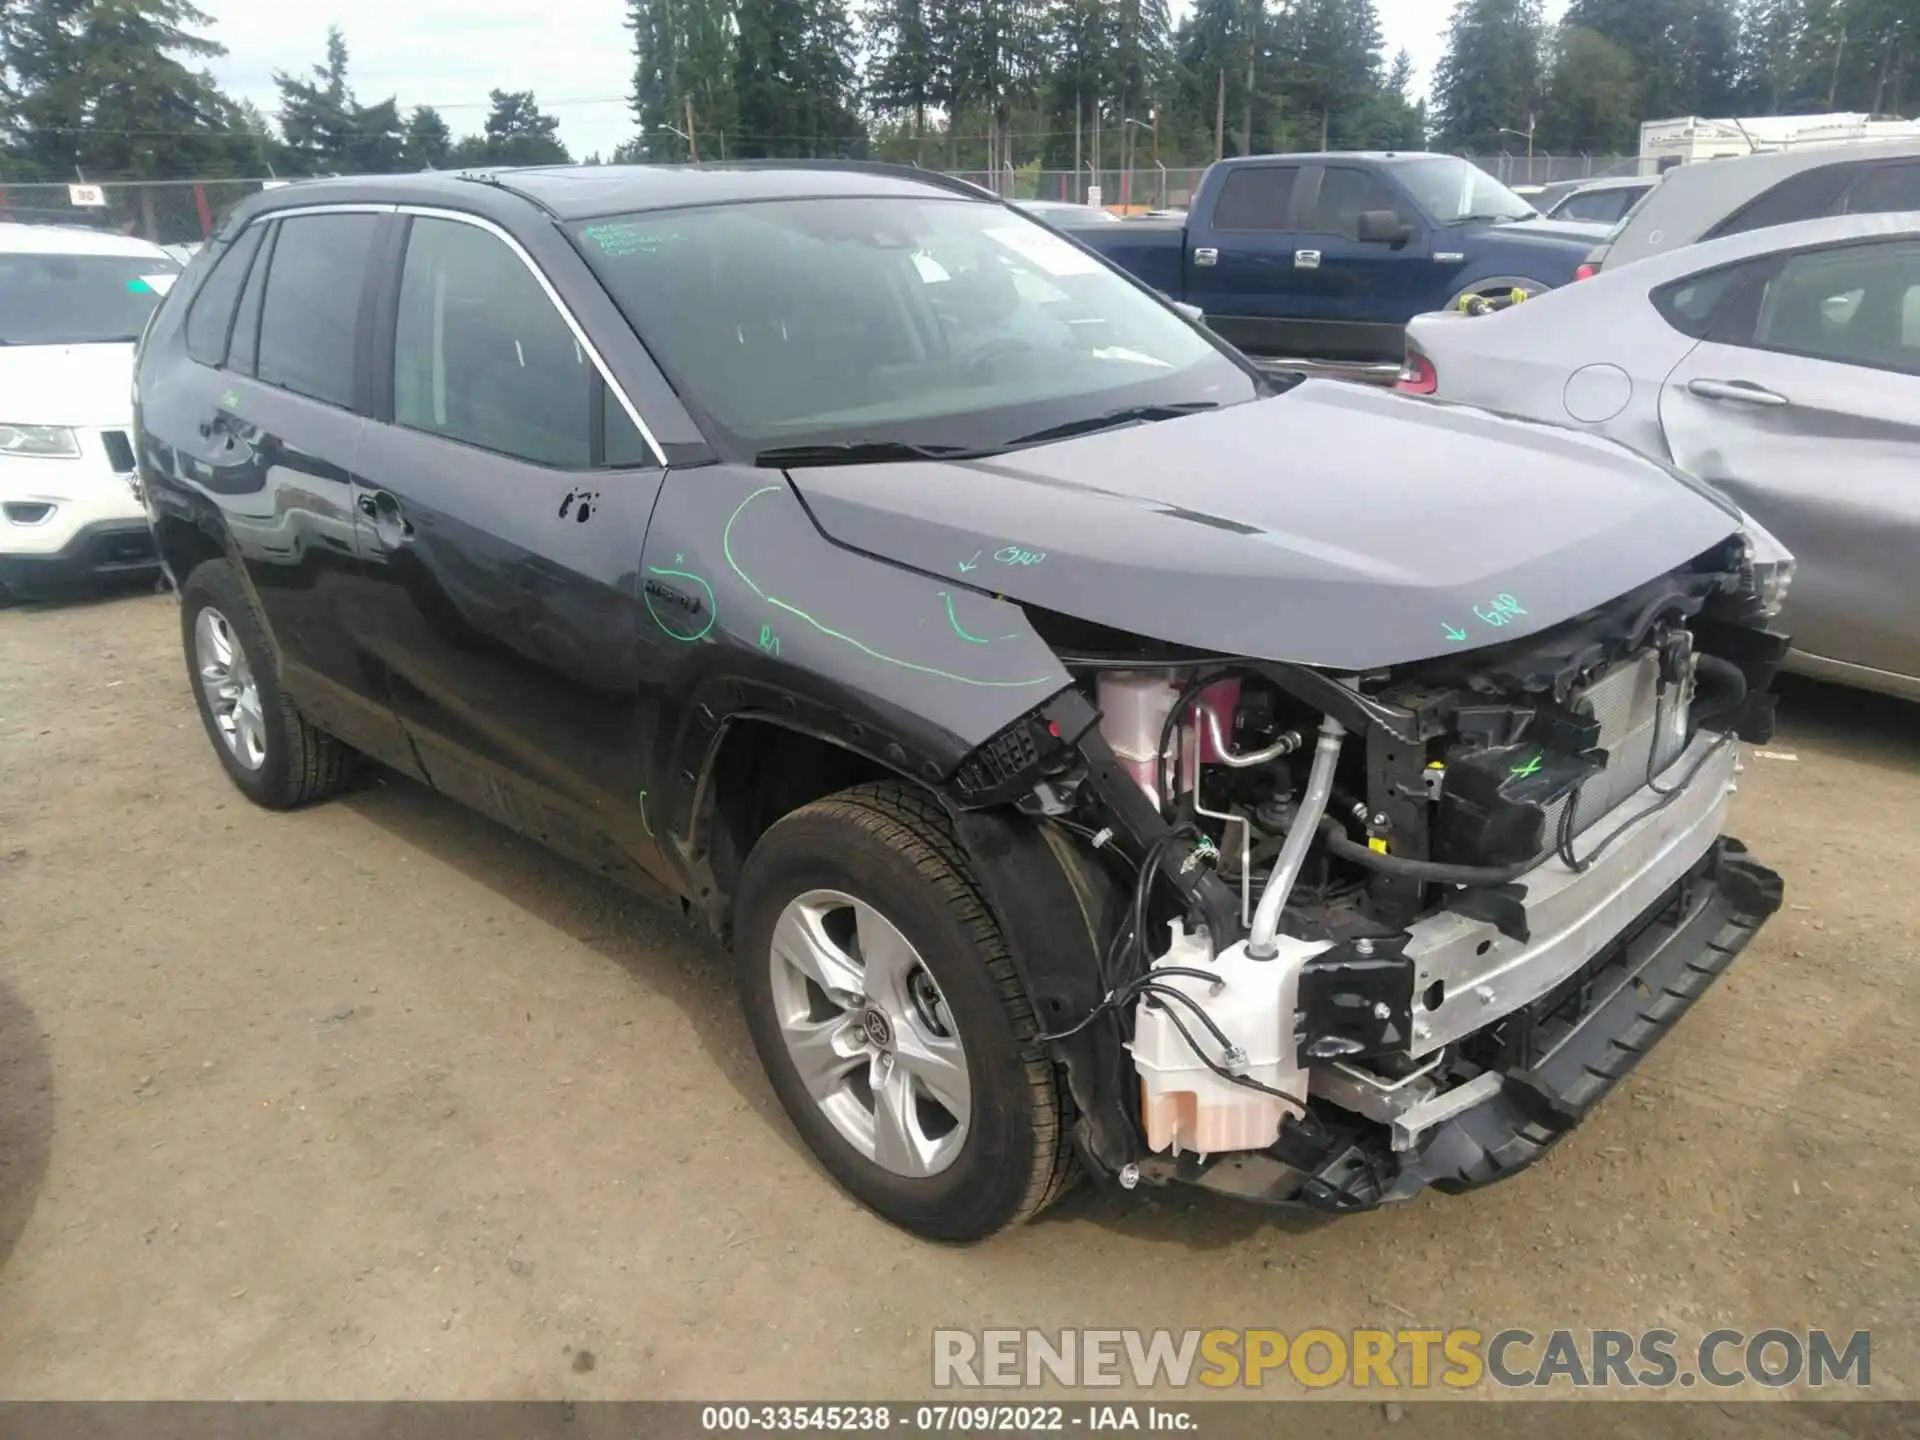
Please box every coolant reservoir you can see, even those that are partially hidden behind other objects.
[1096,672,1180,809]
[1131,922,1321,1157]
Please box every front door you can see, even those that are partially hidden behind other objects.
[1660,235,1920,682]
[1281,164,1429,361]
[349,211,675,888]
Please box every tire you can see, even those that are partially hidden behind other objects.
[735,782,1077,1241]
[178,558,352,809]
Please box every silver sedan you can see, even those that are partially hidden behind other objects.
[1403,210,1920,701]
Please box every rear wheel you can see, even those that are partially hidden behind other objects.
[178,558,352,808]
[735,783,1076,1241]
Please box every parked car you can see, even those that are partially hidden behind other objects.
[1587,137,1920,274]
[1060,152,1609,367]
[137,162,1785,1241]
[1543,175,1657,225]
[0,223,177,599]
[1404,210,1920,701]
[1013,199,1119,224]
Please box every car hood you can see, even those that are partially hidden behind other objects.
[0,343,134,427]
[1479,216,1611,247]
[784,381,1742,670]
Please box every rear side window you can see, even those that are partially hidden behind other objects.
[1310,167,1412,237]
[1651,259,1765,340]
[1749,239,1920,375]
[392,216,645,469]
[257,213,379,410]
[1845,161,1920,215]
[1555,187,1640,224]
[184,224,265,366]
[1213,167,1298,231]
[1707,162,1860,240]
[227,222,276,376]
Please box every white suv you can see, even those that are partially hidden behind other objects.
[1,223,180,598]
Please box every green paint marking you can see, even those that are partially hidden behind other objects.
[758,623,781,656]
[638,790,653,838]
[221,389,239,410]
[1442,622,1469,642]
[939,591,1020,645]
[1473,593,1530,629]
[126,278,151,294]
[643,565,716,642]
[721,486,1055,689]
[1511,753,1543,778]
[958,550,981,573]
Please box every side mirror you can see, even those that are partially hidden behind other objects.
[1357,210,1415,247]
[1169,299,1206,327]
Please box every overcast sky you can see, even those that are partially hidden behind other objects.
[200,0,1569,163]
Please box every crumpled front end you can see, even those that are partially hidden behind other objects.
[944,530,1789,1213]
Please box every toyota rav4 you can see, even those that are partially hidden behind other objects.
[134,164,1787,1241]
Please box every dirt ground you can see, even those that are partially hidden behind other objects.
[0,588,1915,1410]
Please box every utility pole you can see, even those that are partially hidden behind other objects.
[1241,0,1258,157]
[1075,87,1083,200]
[1215,68,1226,161]
[684,96,701,161]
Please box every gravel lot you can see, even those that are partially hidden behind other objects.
[0,589,1914,1413]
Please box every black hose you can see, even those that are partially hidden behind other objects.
[1692,653,1749,726]
[1318,818,1544,887]
[1156,670,1232,811]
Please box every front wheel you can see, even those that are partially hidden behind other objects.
[734,783,1077,1240]
[178,558,353,809]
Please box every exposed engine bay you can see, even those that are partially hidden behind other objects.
[948,531,1789,1212]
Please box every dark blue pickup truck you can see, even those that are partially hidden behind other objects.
[1065,152,1607,367]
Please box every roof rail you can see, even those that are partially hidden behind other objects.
[678,158,1003,202]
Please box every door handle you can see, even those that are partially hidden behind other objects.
[1294,249,1323,270]
[1193,246,1218,267]
[1687,378,1788,407]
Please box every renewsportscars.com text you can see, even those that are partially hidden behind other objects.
[932,1328,1871,1391]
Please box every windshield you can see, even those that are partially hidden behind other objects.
[0,251,179,345]
[571,196,1256,456]
[1393,157,1536,224]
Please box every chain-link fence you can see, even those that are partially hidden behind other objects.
[0,178,270,245]
[0,152,1641,242]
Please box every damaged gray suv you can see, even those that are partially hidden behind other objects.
[135,162,1787,1240]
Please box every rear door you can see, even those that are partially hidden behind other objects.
[1183,162,1305,354]
[1660,236,1920,682]
[139,206,420,772]
[1283,163,1428,361]
[350,209,675,887]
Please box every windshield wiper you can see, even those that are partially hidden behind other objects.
[999,401,1219,449]
[753,439,988,468]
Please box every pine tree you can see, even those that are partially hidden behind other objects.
[479,89,570,165]
[1538,25,1639,149]
[1431,0,1546,151]
[273,27,402,173]
[1289,0,1386,150]
[865,0,942,144]
[401,104,451,169]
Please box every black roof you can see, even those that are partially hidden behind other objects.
[232,161,993,228]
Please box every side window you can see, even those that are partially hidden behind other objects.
[257,213,380,410]
[1749,239,1920,375]
[183,223,265,366]
[227,222,275,376]
[1651,259,1765,340]
[1844,162,1920,215]
[1310,167,1412,238]
[1707,163,1860,240]
[1557,188,1633,224]
[394,217,646,469]
[1212,167,1298,231]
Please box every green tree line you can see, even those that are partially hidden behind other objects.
[3,0,1914,182]
[1434,0,1917,155]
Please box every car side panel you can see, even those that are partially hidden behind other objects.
[1660,343,1920,681]
[135,228,421,773]
[635,468,1072,860]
